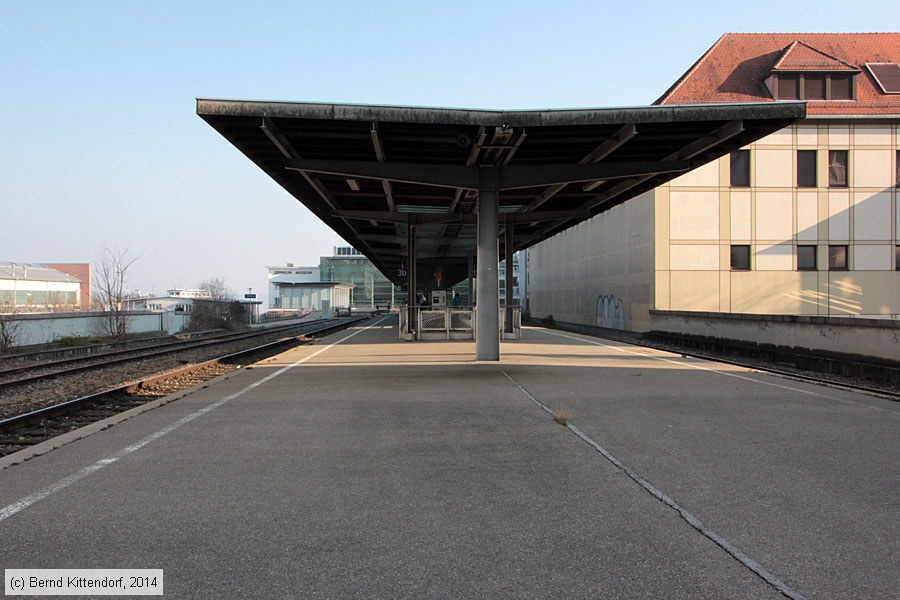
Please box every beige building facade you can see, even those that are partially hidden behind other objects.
[528,34,900,331]
[657,122,898,319]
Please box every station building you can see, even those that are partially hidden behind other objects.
[0,262,86,310]
[267,259,353,314]
[527,33,900,332]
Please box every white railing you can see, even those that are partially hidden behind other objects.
[399,306,520,340]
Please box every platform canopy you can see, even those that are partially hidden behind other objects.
[197,99,805,287]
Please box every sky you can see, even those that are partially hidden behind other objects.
[0,0,894,306]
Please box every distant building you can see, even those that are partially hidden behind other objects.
[528,33,900,331]
[266,261,352,315]
[166,288,213,300]
[448,251,527,309]
[320,246,398,309]
[266,263,323,311]
[270,246,528,311]
[125,289,211,313]
[44,263,92,309]
[0,262,84,310]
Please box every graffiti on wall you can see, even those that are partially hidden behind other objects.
[596,294,625,329]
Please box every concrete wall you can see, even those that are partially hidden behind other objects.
[649,310,900,363]
[2,311,165,347]
[527,191,656,331]
[163,312,191,334]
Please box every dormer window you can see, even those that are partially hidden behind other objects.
[769,41,859,101]
[773,73,856,100]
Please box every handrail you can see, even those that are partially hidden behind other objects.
[399,306,520,340]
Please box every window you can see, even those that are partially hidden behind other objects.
[777,75,800,100]
[797,245,817,271]
[775,73,855,100]
[797,150,817,187]
[804,75,826,100]
[828,150,848,187]
[828,245,848,270]
[731,245,751,270]
[730,150,750,187]
[896,246,900,271]
[831,74,853,99]
[866,63,900,93]
[896,150,900,187]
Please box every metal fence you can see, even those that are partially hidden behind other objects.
[399,306,520,340]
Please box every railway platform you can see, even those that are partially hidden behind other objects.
[1,314,897,599]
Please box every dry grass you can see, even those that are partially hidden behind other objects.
[552,409,572,426]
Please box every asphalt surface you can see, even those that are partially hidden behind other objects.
[1,314,897,599]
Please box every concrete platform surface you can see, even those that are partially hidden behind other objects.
[1,314,897,599]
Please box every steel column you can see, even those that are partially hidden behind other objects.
[504,216,514,333]
[467,254,474,306]
[407,219,416,335]
[476,168,500,361]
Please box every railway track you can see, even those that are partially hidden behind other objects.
[538,323,900,401]
[657,345,900,400]
[0,318,337,389]
[0,316,371,458]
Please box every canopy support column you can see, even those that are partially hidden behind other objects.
[476,168,499,361]
[467,254,474,306]
[407,217,417,336]
[504,216,515,334]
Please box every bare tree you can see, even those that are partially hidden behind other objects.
[0,309,23,353]
[198,277,231,301]
[191,277,245,331]
[92,246,139,338]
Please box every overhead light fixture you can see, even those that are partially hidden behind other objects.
[396,205,449,214]
[347,179,360,191]
[498,205,524,213]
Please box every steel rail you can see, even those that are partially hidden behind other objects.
[0,319,340,388]
[545,325,900,401]
[660,346,900,400]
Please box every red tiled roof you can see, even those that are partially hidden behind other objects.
[656,33,900,115]
[771,41,858,71]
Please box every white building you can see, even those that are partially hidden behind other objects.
[0,262,82,309]
[267,263,351,314]
[125,289,213,313]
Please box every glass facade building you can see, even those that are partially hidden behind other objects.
[320,247,397,309]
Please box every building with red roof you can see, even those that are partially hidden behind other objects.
[658,33,900,115]
[528,33,900,332]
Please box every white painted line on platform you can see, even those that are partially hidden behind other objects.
[534,327,897,413]
[0,316,392,524]
[501,369,807,600]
